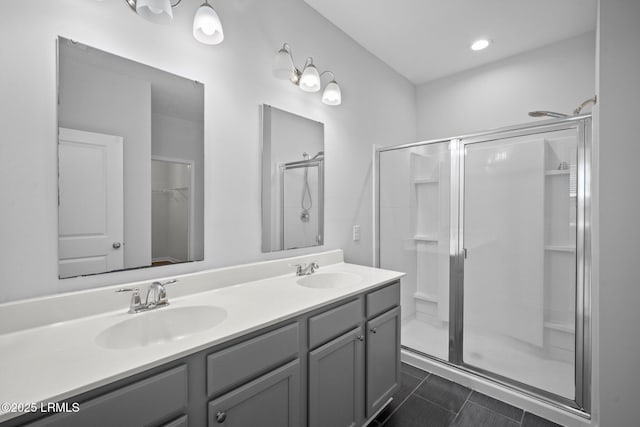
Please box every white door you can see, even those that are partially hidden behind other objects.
[58,128,124,278]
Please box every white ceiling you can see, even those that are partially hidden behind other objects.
[304,0,597,85]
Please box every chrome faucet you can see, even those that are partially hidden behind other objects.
[116,279,177,313]
[145,281,170,308]
[294,262,319,276]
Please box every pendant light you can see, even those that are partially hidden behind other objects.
[322,79,341,106]
[133,0,173,24]
[299,59,321,92]
[193,0,224,45]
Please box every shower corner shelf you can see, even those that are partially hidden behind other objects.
[153,186,189,193]
[413,234,438,242]
[545,169,571,176]
[543,321,575,334]
[413,178,439,185]
[413,291,438,303]
[544,245,576,253]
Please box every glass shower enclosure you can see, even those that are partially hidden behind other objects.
[375,116,591,414]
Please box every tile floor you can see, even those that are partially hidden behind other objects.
[370,363,564,427]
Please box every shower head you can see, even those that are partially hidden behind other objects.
[529,96,597,120]
[528,110,571,119]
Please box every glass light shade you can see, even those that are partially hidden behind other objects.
[322,80,342,106]
[136,0,173,24]
[471,39,490,51]
[299,63,321,92]
[273,49,293,80]
[193,2,224,45]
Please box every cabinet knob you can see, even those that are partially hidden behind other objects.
[357,335,364,342]
[216,411,227,423]
[112,242,122,249]
[370,328,377,334]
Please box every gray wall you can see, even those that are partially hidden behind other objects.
[596,0,640,425]
[416,32,596,140]
[0,0,416,302]
[2,0,640,425]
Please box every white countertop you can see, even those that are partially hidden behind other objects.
[0,260,403,423]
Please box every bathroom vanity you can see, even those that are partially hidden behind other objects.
[0,251,403,427]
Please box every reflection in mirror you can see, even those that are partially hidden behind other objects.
[151,158,194,264]
[57,37,204,279]
[261,105,324,252]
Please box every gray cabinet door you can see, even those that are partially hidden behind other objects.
[308,326,365,427]
[366,307,400,418]
[207,360,301,427]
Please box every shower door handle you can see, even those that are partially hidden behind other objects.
[463,248,467,259]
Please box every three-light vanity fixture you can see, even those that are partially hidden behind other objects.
[273,43,342,106]
[124,0,224,45]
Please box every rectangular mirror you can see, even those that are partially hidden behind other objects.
[57,37,204,278]
[261,105,324,252]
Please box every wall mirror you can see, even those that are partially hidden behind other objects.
[57,37,204,279]
[261,105,324,252]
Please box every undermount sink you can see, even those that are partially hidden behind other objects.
[297,272,362,289]
[96,305,227,350]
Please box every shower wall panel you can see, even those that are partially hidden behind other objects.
[379,148,416,321]
[379,142,450,361]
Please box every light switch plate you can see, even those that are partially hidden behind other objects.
[352,225,360,241]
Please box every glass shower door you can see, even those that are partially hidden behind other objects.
[460,129,578,400]
[378,141,451,361]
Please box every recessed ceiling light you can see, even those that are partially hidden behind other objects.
[471,39,490,51]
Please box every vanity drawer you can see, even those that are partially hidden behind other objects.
[366,282,400,318]
[207,323,299,397]
[27,365,187,427]
[308,299,363,349]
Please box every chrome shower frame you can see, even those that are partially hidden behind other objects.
[374,115,592,417]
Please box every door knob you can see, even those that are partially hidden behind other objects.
[357,335,364,342]
[112,242,122,249]
[216,411,227,423]
[370,327,377,334]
